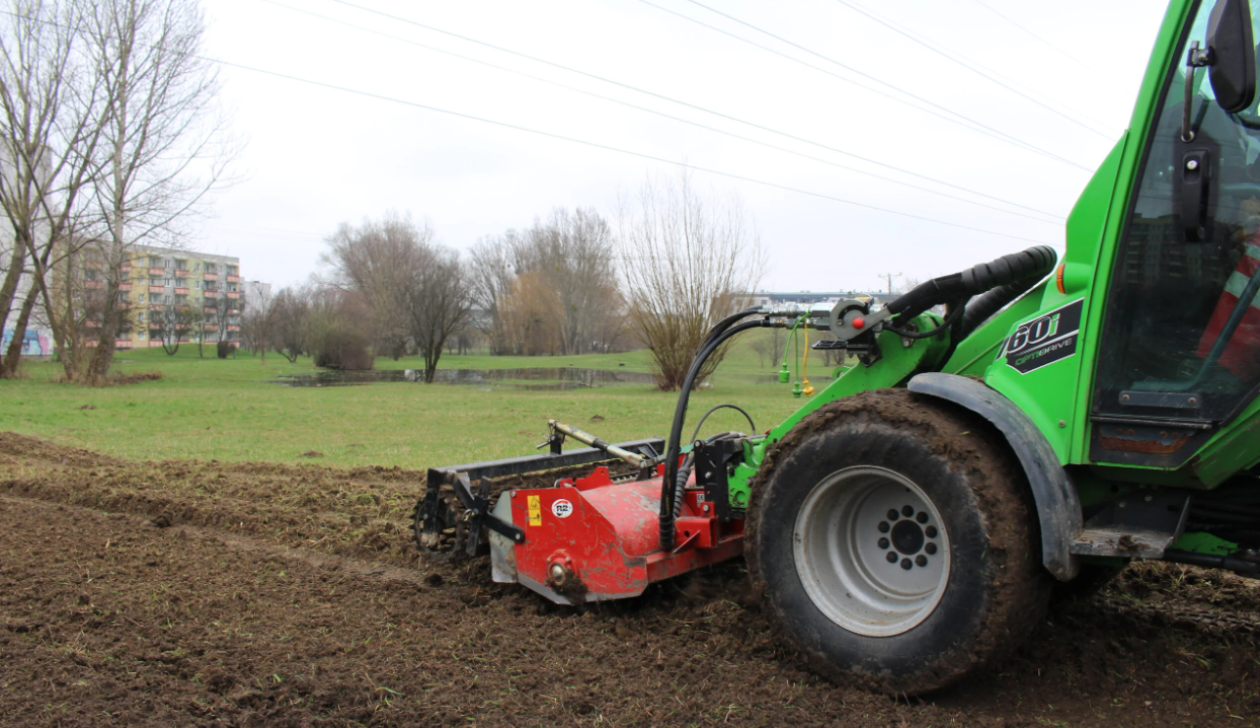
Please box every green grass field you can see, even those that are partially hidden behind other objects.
[0,331,844,468]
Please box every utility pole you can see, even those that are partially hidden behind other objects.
[878,272,902,295]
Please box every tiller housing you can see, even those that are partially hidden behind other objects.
[421,422,744,603]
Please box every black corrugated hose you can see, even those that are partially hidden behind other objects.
[659,318,769,552]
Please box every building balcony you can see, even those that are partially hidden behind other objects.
[83,339,99,348]
[120,263,132,272]
[174,287,190,295]
[203,322,218,331]
[204,273,217,281]
[228,308,240,316]
[225,274,240,283]
[226,291,240,299]
[117,282,132,291]
[114,340,133,349]
[85,320,101,328]
[174,269,191,277]
[203,290,218,298]
[204,306,216,314]
[149,340,164,348]
[149,303,165,311]
[149,322,163,330]
[84,280,104,290]
[85,261,104,270]
[148,267,165,276]
[226,324,240,331]
[148,285,165,294]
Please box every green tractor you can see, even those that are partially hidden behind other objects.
[419,0,1260,694]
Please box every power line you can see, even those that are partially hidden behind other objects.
[260,0,1061,223]
[319,0,1070,218]
[838,1,1116,132]
[829,0,1113,139]
[0,5,1058,243]
[213,57,1055,245]
[656,0,1093,171]
[969,0,1103,78]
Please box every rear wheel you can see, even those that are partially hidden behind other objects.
[747,389,1052,695]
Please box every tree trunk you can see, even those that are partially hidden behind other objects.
[86,331,117,384]
[86,279,122,385]
[0,243,28,334]
[0,284,40,377]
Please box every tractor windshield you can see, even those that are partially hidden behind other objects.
[1095,0,1260,425]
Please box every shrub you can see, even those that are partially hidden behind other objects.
[312,329,374,370]
[216,341,237,359]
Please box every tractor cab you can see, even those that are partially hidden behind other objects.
[1093,0,1260,466]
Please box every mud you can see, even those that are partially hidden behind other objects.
[0,431,1258,726]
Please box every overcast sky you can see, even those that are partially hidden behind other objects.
[196,0,1168,294]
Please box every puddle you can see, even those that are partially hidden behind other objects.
[270,367,658,390]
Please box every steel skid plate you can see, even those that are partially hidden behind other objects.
[489,466,743,604]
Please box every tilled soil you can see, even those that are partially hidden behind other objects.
[0,432,1258,727]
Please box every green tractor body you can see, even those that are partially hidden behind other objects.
[420,0,1260,694]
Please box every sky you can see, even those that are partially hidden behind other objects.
[195,0,1170,294]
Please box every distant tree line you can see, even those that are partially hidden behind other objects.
[238,172,763,390]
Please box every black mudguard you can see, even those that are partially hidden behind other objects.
[907,372,1081,581]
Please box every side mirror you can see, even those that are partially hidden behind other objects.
[1207,0,1257,113]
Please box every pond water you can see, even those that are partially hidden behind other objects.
[270,367,658,390]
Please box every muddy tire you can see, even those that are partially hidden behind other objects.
[747,389,1052,695]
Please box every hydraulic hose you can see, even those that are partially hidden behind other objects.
[959,283,1033,338]
[700,307,762,351]
[659,318,769,551]
[887,245,1057,321]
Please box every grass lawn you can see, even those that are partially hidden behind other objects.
[0,330,843,469]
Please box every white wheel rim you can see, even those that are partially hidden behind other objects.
[793,465,951,637]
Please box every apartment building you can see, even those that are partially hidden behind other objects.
[99,245,244,350]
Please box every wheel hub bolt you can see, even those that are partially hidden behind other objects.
[878,506,938,568]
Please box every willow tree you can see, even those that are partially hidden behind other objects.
[617,171,764,390]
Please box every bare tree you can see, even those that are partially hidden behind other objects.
[322,214,418,359]
[268,286,307,363]
[467,233,516,355]
[239,284,272,364]
[474,208,624,356]
[0,0,233,381]
[82,0,235,383]
[405,243,472,381]
[149,292,194,354]
[617,171,764,390]
[497,270,563,355]
[514,208,623,356]
[0,0,113,380]
[323,214,473,381]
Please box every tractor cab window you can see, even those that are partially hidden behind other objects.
[1096,0,1260,425]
